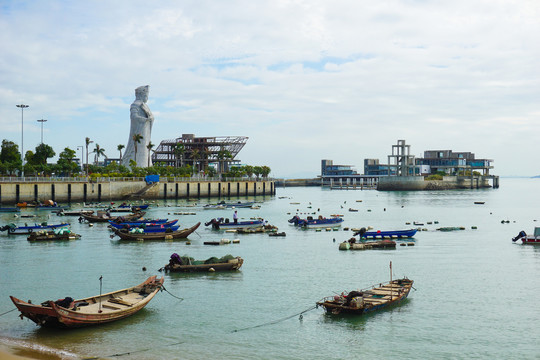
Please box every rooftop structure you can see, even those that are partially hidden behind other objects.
[387,140,416,176]
[152,134,248,172]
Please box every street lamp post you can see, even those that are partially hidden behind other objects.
[77,146,84,172]
[16,104,29,178]
[37,119,48,144]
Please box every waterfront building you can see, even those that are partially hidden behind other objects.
[364,159,392,176]
[417,150,493,175]
[152,134,248,173]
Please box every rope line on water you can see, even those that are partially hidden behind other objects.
[82,340,185,359]
[231,305,318,333]
[161,285,184,301]
[0,308,16,317]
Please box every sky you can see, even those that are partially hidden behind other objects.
[1,0,539,178]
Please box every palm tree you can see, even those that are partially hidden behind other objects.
[146,142,154,167]
[117,144,125,160]
[203,148,212,172]
[191,149,200,176]
[217,148,232,174]
[85,137,93,176]
[173,143,185,168]
[93,144,105,165]
[132,134,143,166]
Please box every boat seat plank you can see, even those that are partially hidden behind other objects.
[108,298,133,306]
[102,304,121,310]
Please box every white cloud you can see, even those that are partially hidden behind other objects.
[1,0,539,177]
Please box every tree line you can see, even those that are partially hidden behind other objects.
[0,139,271,179]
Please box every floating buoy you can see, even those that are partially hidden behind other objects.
[400,243,406,246]
[208,268,215,272]
[186,241,191,245]
[233,239,240,243]
[142,267,147,271]
[89,223,94,227]
[471,226,477,229]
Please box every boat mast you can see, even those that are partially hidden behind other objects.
[98,276,103,313]
[389,261,393,300]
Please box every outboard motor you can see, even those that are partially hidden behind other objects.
[353,227,367,238]
[205,218,221,230]
[288,216,300,225]
[512,230,527,242]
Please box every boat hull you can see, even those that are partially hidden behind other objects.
[10,276,163,328]
[7,224,69,235]
[521,237,540,245]
[112,222,201,241]
[165,258,243,272]
[361,229,418,239]
[317,278,413,315]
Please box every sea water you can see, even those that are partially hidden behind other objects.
[0,178,539,359]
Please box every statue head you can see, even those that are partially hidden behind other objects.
[135,85,150,102]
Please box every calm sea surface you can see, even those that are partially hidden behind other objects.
[1,178,539,359]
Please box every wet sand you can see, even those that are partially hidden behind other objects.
[0,339,74,360]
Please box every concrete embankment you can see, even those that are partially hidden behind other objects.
[377,175,497,191]
[0,179,275,204]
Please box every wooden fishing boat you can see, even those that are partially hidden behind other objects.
[27,229,81,241]
[55,209,94,216]
[339,239,397,250]
[162,254,243,272]
[10,276,164,328]
[204,201,255,209]
[111,222,201,241]
[512,227,540,245]
[80,211,145,223]
[205,218,264,230]
[317,277,414,315]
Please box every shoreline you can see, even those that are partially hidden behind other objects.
[0,337,78,360]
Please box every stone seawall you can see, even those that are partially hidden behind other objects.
[377,176,494,191]
[0,180,275,204]
[275,178,321,187]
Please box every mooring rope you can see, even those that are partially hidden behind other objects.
[231,305,317,333]
[0,308,16,317]
[160,285,184,302]
[81,340,185,359]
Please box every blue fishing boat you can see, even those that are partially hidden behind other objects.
[288,215,343,228]
[108,218,170,227]
[108,219,179,230]
[0,223,70,235]
[120,225,180,233]
[117,204,150,211]
[355,228,418,239]
[0,207,20,213]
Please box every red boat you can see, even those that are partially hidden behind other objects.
[512,227,540,245]
[10,276,163,328]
